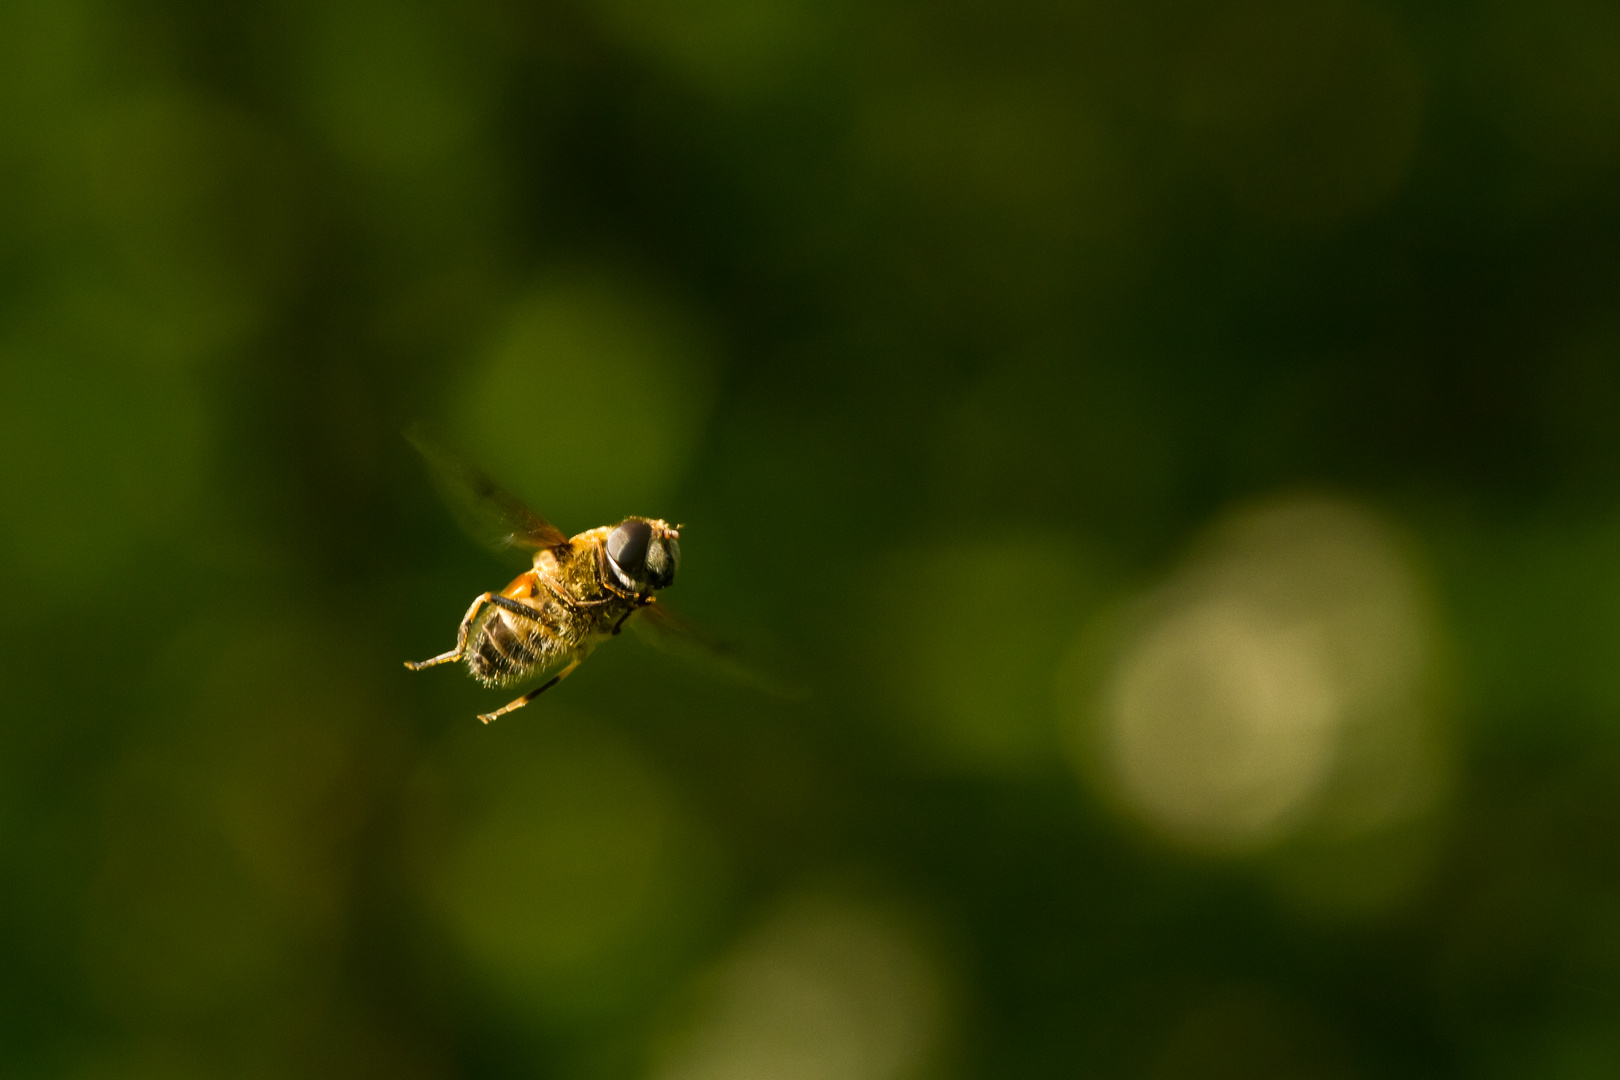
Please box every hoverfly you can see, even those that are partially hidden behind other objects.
[404,430,729,722]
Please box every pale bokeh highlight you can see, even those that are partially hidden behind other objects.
[1107,597,1342,849]
[1079,497,1447,859]
[649,893,946,1080]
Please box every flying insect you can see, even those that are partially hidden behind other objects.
[404,431,703,722]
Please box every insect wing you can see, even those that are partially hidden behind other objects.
[630,602,806,698]
[406,425,571,553]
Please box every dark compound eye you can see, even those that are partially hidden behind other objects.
[645,536,679,588]
[606,519,652,575]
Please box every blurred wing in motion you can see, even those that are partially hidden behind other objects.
[631,602,807,699]
[406,424,572,554]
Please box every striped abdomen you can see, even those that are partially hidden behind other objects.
[467,598,571,686]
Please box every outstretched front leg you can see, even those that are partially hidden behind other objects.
[611,594,655,636]
[478,655,583,723]
[405,591,494,670]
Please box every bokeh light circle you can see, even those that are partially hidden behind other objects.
[648,892,947,1080]
[1067,496,1449,862]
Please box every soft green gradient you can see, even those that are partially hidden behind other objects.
[4,0,1620,1077]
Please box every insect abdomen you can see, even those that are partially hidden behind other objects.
[467,604,568,686]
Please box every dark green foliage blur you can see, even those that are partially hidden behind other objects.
[4,0,1620,1076]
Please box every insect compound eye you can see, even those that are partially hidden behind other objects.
[645,535,679,588]
[606,519,653,577]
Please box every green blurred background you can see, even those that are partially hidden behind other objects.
[4,0,1620,1076]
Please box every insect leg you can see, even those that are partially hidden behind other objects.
[477,655,583,723]
[405,591,494,670]
[486,594,553,623]
[610,595,653,636]
[535,574,612,609]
